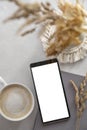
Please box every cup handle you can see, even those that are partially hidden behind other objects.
[0,77,7,89]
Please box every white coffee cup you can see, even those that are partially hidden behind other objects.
[0,77,34,121]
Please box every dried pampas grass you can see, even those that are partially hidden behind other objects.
[2,0,87,56]
[70,73,87,130]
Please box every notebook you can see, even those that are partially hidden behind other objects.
[33,71,87,130]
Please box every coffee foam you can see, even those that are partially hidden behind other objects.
[0,84,33,119]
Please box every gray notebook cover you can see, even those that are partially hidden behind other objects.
[33,71,87,130]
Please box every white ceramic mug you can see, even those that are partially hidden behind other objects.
[0,77,34,121]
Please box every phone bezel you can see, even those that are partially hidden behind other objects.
[30,58,70,124]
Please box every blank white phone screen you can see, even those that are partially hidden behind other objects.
[31,62,69,123]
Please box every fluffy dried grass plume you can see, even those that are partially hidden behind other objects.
[2,0,87,56]
[70,73,87,130]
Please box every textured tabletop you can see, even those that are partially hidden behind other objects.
[0,0,87,130]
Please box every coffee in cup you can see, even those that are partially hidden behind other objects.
[0,83,34,121]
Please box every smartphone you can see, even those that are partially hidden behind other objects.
[30,59,70,124]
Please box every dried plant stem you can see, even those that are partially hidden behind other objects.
[9,0,29,12]
[70,73,87,130]
[3,8,21,22]
[76,117,80,130]
[70,80,79,93]
[35,15,54,24]
[70,80,80,109]
[21,28,36,36]
[17,17,37,33]
[4,9,29,23]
